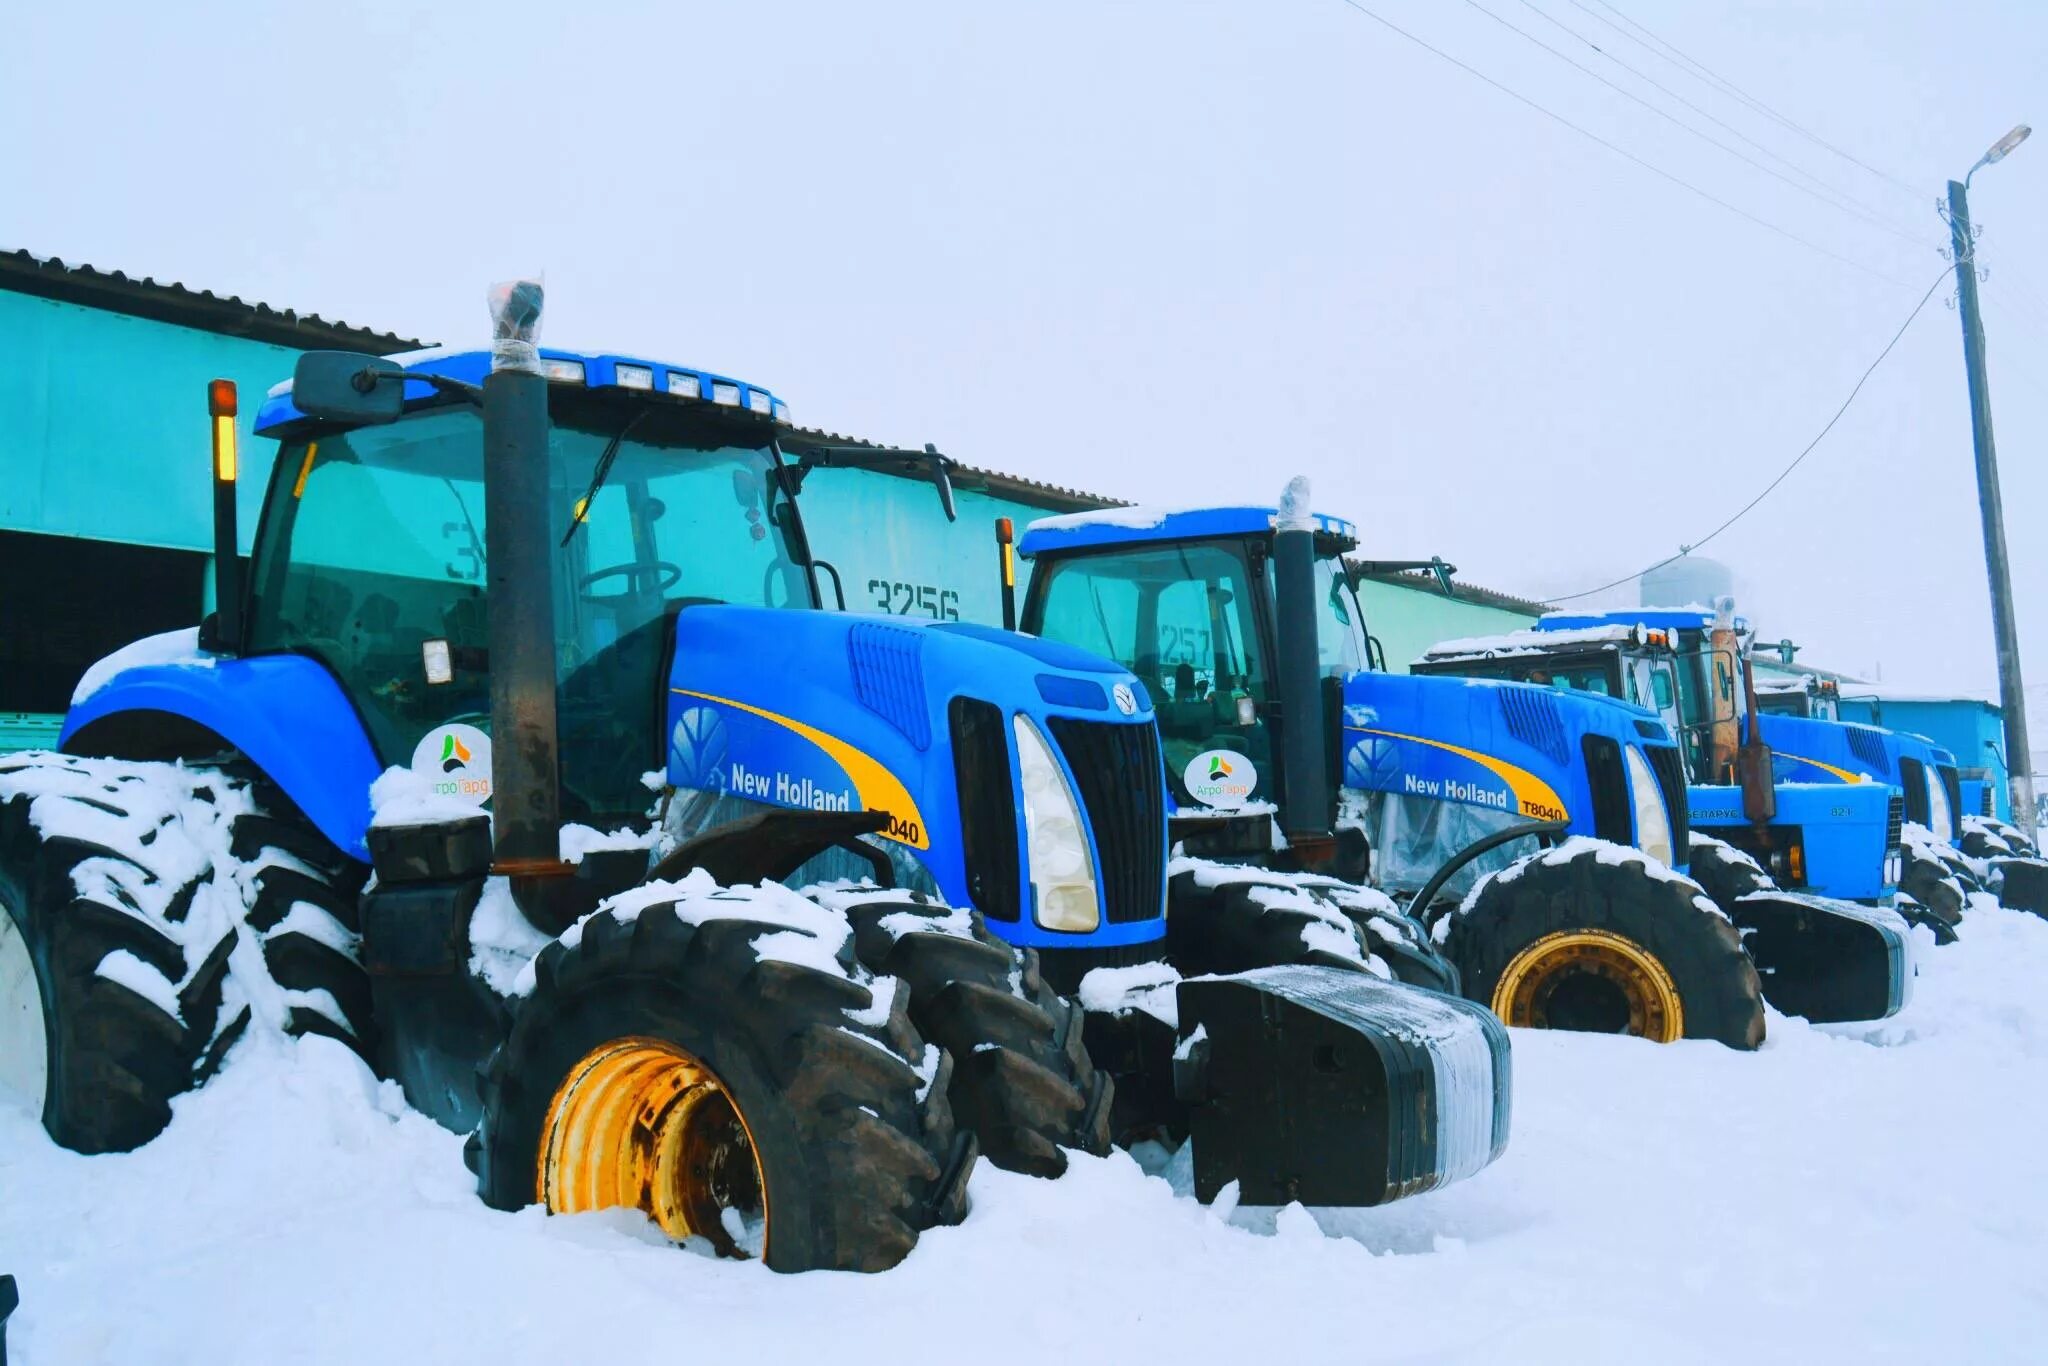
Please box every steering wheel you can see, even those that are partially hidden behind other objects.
[579,560,683,604]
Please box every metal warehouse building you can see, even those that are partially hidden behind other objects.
[1,253,1541,750]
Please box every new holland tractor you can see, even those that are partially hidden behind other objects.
[0,284,1509,1274]
[1009,489,1908,1050]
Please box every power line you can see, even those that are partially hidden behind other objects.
[1574,0,1926,202]
[1461,0,1931,248]
[1325,0,1914,285]
[1513,0,1931,241]
[1548,266,1951,604]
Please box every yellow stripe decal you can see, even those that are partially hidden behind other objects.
[1774,750,1868,784]
[672,688,930,850]
[1347,726,1571,823]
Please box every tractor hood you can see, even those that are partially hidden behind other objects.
[662,606,1167,948]
[1338,672,1675,828]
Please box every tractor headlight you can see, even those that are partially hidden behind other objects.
[1013,714,1100,932]
[1926,769,1954,844]
[1623,744,1675,867]
[1884,850,1903,886]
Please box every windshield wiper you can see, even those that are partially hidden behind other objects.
[561,409,654,546]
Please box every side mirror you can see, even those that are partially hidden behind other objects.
[926,444,958,522]
[292,351,409,424]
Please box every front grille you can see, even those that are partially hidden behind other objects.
[950,698,1020,922]
[1580,735,1631,846]
[1645,744,1690,850]
[1047,717,1166,925]
[1899,757,1929,826]
[1982,786,1996,816]
[1885,793,1904,851]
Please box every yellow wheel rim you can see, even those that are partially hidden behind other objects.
[539,1037,768,1257]
[1491,929,1684,1042]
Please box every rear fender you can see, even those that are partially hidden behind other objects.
[61,654,381,860]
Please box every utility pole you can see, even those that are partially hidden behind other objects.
[1947,124,2038,834]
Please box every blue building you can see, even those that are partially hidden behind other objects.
[0,251,423,749]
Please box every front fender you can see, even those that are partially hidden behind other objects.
[62,654,381,860]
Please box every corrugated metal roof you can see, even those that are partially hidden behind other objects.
[1358,569,1549,616]
[0,249,429,354]
[785,425,1126,511]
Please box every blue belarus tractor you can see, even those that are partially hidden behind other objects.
[1010,491,1908,1049]
[0,285,1509,1273]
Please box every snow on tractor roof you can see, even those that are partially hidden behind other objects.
[255,348,787,436]
[1018,504,1358,556]
[1417,623,1638,663]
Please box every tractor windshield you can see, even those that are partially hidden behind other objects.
[246,394,809,819]
[1028,539,1274,798]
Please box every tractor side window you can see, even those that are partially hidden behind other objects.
[1314,557,1369,678]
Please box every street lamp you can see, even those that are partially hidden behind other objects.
[1947,124,2037,834]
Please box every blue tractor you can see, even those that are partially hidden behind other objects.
[1013,489,1908,1049]
[0,285,1509,1272]
[1748,676,2045,920]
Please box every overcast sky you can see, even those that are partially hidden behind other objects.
[5,0,2043,731]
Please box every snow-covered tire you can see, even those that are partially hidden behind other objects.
[469,899,973,1273]
[1444,842,1765,1049]
[1684,835,1774,907]
[1890,893,1960,945]
[1281,873,1460,993]
[1995,858,2048,919]
[1899,846,1965,926]
[823,891,1111,1179]
[228,799,372,1054]
[1164,865,1379,979]
[0,754,238,1152]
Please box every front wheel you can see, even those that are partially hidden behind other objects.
[469,895,973,1273]
[1444,841,1765,1049]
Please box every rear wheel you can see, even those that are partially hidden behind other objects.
[470,897,973,1273]
[1444,842,1764,1049]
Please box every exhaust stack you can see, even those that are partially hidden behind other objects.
[1272,477,1336,869]
[480,281,565,881]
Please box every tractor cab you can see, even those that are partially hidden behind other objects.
[248,353,818,826]
[1017,505,1366,813]
[1017,504,1689,899]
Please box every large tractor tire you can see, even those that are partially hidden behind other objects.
[1443,841,1766,1049]
[1282,873,1462,994]
[469,899,973,1274]
[1899,845,1966,926]
[1164,865,1381,979]
[228,791,373,1055]
[1994,858,2048,919]
[821,890,1112,1179]
[0,755,238,1152]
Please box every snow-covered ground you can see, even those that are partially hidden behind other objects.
[7,908,2048,1365]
